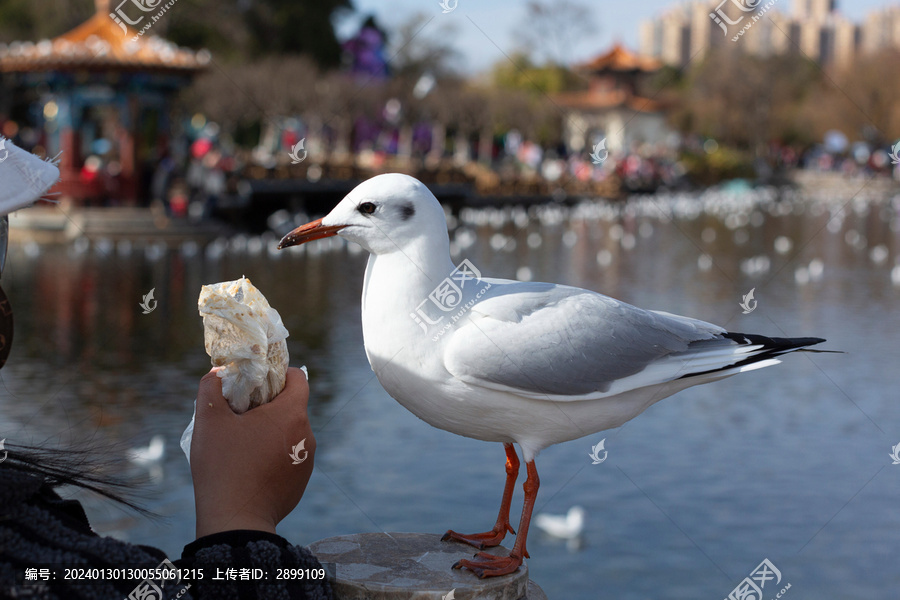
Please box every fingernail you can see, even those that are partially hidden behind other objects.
[300,365,309,381]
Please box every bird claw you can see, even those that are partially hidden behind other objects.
[453,552,524,578]
[441,527,510,550]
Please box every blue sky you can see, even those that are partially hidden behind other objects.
[336,0,897,73]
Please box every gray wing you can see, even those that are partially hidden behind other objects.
[443,281,738,400]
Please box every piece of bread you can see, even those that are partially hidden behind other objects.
[198,277,289,413]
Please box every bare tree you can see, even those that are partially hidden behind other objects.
[669,50,822,155]
[182,56,320,126]
[515,0,596,65]
[388,12,462,79]
[820,48,900,144]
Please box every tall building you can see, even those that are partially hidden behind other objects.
[861,4,900,54]
[639,0,895,69]
[831,17,859,67]
[792,0,835,20]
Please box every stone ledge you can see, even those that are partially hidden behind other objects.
[309,532,547,600]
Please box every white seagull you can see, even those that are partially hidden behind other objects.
[278,174,827,578]
[128,434,165,464]
[534,506,585,540]
[0,136,60,215]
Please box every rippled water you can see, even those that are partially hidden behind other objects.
[2,189,899,599]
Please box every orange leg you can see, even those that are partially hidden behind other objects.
[453,459,539,578]
[442,443,519,549]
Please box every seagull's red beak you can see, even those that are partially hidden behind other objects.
[277,218,345,249]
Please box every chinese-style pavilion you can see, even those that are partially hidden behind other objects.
[0,0,208,205]
[554,44,669,155]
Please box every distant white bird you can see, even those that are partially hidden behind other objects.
[128,435,165,464]
[278,174,828,578]
[535,506,585,539]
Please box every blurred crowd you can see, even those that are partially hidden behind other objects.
[3,111,898,219]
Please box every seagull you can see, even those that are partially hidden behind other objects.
[278,174,827,578]
[128,435,165,464]
[0,136,60,215]
[535,506,585,539]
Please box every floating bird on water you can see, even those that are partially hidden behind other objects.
[278,174,828,578]
[535,506,585,540]
[128,435,165,464]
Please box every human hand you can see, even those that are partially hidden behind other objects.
[190,367,315,538]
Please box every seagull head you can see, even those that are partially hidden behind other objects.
[278,173,448,257]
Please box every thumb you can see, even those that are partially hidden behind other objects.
[197,367,230,414]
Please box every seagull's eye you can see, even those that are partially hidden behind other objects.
[358,202,377,215]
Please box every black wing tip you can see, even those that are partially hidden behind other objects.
[722,332,826,353]
[676,333,832,381]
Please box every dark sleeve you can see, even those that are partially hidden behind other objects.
[0,468,183,600]
[175,530,332,600]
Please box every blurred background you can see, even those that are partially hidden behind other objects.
[1,1,899,598]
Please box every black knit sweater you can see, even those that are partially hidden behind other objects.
[0,467,333,600]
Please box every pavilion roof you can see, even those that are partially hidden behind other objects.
[0,0,209,74]
[575,43,661,74]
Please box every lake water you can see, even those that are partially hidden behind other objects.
[2,188,899,599]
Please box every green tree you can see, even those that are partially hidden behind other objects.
[490,53,582,95]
